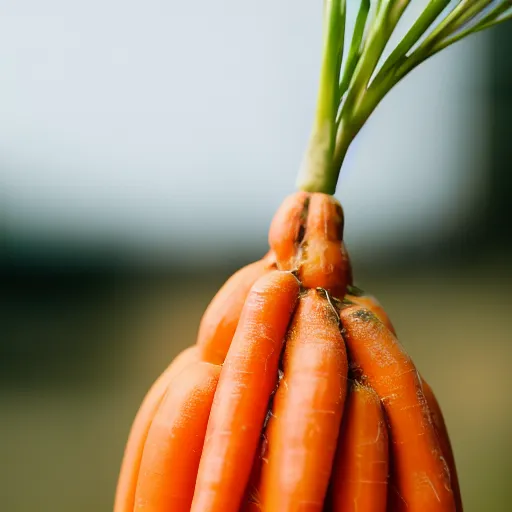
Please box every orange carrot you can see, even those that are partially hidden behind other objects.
[422,378,463,512]
[268,191,309,270]
[133,361,221,511]
[327,383,388,512]
[240,502,262,512]
[298,194,352,298]
[191,271,300,512]
[269,192,352,299]
[339,305,455,512]
[197,252,276,365]
[259,289,348,511]
[114,346,198,512]
[345,287,396,335]
[240,441,265,510]
[337,310,458,511]
[240,414,274,512]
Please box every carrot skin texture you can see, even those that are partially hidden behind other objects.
[327,384,388,512]
[133,361,221,511]
[259,289,348,512]
[191,271,300,512]
[197,253,275,365]
[422,378,463,512]
[339,306,455,512]
[113,346,198,512]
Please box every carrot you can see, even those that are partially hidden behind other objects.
[133,361,221,511]
[345,287,396,335]
[241,502,262,512]
[111,0,506,506]
[327,383,388,512]
[298,194,352,298]
[259,289,348,511]
[269,192,352,299]
[197,252,276,365]
[190,271,300,512]
[240,439,265,511]
[114,346,198,512]
[268,191,309,270]
[422,377,463,512]
[339,305,455,511]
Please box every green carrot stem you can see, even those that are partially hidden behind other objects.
[296,0,511,196]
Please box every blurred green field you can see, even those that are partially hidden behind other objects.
[1,262,511,511]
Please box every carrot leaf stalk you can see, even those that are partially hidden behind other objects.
[297,0,512,195]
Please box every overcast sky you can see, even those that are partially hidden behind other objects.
[0,1,489,263]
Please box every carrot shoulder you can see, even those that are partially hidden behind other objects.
[114,346,198,512]
[259,289,348,512]
[196,253,275,365]
[327,383,388,512]
[191,271,300,512]
[339,305,455,512]
[133,361,221,511]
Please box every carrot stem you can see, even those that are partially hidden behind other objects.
[297,0,346,195]
[296,0,512,195]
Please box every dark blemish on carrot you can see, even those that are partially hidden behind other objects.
[353,308,376,322]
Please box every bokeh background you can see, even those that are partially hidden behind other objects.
[1,1,511,511]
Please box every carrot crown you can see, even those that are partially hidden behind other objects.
[298,0,512,195]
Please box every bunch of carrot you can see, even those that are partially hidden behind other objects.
[114,1,512,510]
[114,192,462,512]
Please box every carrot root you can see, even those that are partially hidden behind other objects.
[113,345,198,512]
[191,271,300,512]
[297,194,351,298]
[259,289,348,512]
[327,383,388,512]
[197,253,275,365]
[133,361,221,511]
[339,306,455,512]
[422,377,463,512]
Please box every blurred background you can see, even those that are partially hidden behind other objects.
[1,1,511,511]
